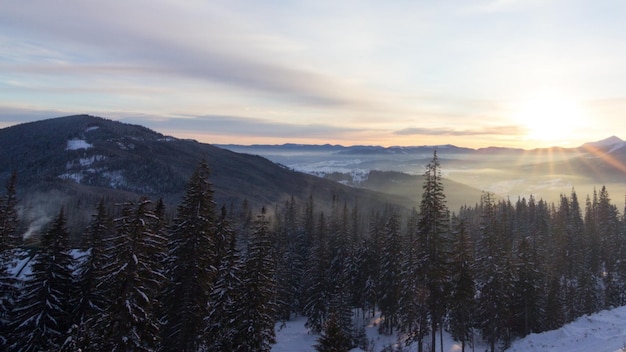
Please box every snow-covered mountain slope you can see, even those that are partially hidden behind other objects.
[507,305,626,352]
[274,305,626,352]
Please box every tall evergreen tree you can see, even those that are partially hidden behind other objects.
[399,208,430,352]
[10,209,75,352]
[95,198,166,351]
[448,212,475,352]
[475,194,514,352]
[0,171,19,250]
[0,172,19,348]
[314,313,353,352]
[232,208,277,351]
[378,208,402,334]
[596,186,623,308]
[205,206,243,351]
[162,161,218,352]
[72,199,113,349]
[417,150,450,352]
[303,212,331,333]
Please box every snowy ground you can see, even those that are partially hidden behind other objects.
[507,306,626,352]
[274,306,626,352]
[273,314,483,352]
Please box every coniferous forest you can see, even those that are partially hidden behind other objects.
[2,154,626,352]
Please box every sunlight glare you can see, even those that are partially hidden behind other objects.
[512,90,585,146]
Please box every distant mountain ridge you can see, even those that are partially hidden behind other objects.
[219,136,625,156]
[0,115,415,234]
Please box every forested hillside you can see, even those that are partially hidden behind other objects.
[0,115,412,235]
[2,153,626,351]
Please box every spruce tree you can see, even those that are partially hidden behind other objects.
[511,236,543,336]
[418,150,450,352]
[94,198,165,351]
[315,313,353,352]
[398,208,430,352]
[0,171,19,249]
[448,212,475,352]
[72,199,113,349]
[596,186,622,308]
[475,194,513,352]
[162,161,218,352]
[10,209,75,352]
[205,206,243,351]
[304,212,331,333]
[232,207,277,351]
[378,208,402,334]
[0,172,19,349]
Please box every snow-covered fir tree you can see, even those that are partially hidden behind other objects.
[205,206,244,351]
[10,208,75,352]
[231,207,277,351]
[378,208,402,334]
[71,199,113,349]
[0,172,19,349]
[314,313,353,352]
[417,150,450,352]
[161,161,218,352]
[448,211,475,352]
[93,198,166,351]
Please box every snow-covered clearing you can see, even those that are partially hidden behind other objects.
[274,306,626,352]
[66,139,93,150]
[507,306,626,352]
[273,314,483,352]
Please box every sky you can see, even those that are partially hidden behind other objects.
[2,0,626,148]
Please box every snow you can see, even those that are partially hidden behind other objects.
[78,155,105,166]
[507,306,626,352]
[85,126,100,132]
[66,139,93,150]
[608,142,626,154]
[273,313,483,352]
[58,172,84,183]
[102,170,126,188]
[274,306,626,352]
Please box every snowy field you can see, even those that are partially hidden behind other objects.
[274,306,626,352]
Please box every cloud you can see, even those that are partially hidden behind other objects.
[0,106,74,124]
[0,1,376,108]
[394,125,525,137]
[120,114,365,140]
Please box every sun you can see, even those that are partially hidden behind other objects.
[512,91,586,146]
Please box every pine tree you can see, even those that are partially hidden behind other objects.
[72,199,113,349]
[511,236,543,336]
[398,208,430,352]
[10,208,75,352]
[475,194,514,352]
[304,212,331,333]
[0,171,19,249]
[95,198,166,351]
[596,186,623,308]
[205,206,244,351]
[273,196,302,321]
[0,171,20,349]
[315,313,353,352]
[232,208,277,351]
[162,161,218,352]
[378,208,402,334]
[417,151,450,352]
[448,212,475,352]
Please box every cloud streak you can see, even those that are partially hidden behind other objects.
[395,125,526,137]
[2,1,626,148]
[121,114,366,140]
[0,1,376,109]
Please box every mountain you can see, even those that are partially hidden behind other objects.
[579,135,626,154]
[0,115,413,234]
[220,136,626,206]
